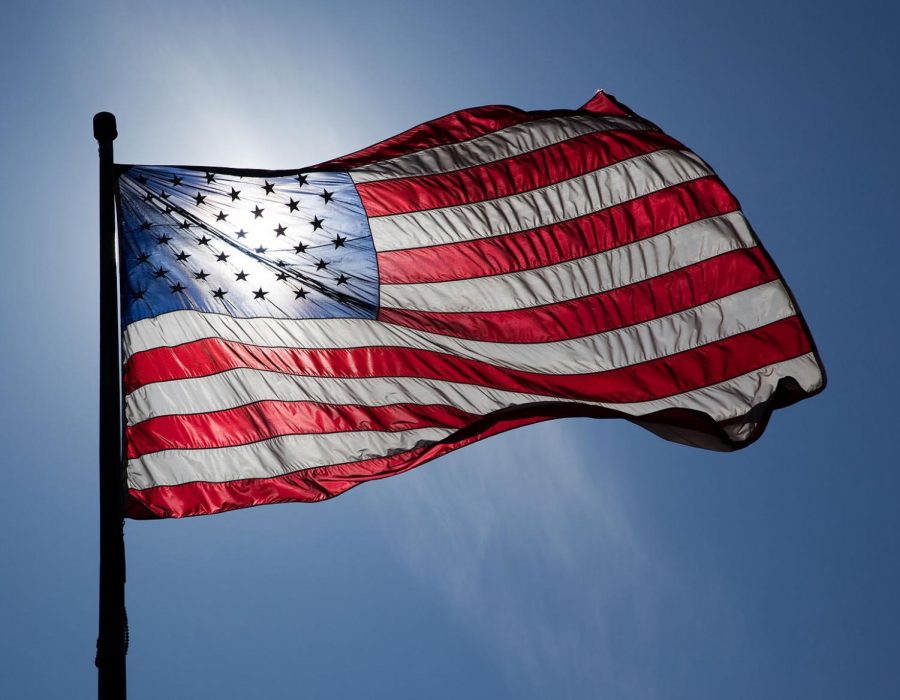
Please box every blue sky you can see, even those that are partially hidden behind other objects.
[1,1,898,698]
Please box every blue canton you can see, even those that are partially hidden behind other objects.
[117,166,379,325]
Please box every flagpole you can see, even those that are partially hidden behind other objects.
[94,111,127,700]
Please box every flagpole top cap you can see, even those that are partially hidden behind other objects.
[93,112,117,141]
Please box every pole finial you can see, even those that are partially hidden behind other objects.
[93,112,118,141]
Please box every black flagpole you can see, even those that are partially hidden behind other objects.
[94,111,127,700]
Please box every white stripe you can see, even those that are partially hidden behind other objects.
[350,114,651,183]
[380,211,754,313]
[368,149,712,252]
[125,282,795,382]
[126,283,797,424]
[127,353,822,488]
[127,371,569,424]
[127,427,454,490]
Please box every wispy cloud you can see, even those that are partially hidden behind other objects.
[367,420,703,697]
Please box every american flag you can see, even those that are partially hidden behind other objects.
[118,92,825,518]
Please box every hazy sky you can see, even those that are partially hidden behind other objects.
[2,1,898,698]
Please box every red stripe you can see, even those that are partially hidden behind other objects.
[580,91,632,116]
[376,176,738,284]
[125,317,808,408]
[127,401,477,459]
[126,412,557,518]
[356,129,680,217]
[316,106,550,171]
[378,248,777,343]
[127,362,804,520]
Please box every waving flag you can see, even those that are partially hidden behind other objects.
[118,92,824,518]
